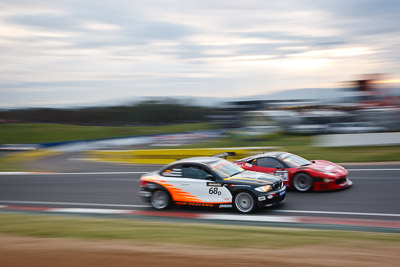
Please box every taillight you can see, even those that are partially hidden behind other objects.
[140,181,148,186]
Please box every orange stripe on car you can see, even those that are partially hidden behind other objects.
[142,176,203,202]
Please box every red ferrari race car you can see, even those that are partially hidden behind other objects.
[234,152,352,192]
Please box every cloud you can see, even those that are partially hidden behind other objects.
[0,0,399,108]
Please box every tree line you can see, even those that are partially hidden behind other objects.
[0,100,216,125]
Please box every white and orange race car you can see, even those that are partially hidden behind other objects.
[139,157,286,213]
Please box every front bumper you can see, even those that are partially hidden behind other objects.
[313,176,353,191]
[255,186,286,208]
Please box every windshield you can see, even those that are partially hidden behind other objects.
[280,153,312,168]
[209,159,244,178]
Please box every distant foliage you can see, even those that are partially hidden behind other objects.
[0,100,215,125]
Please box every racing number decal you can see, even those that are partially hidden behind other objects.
[209,187,222,195]
[274,170,289,181]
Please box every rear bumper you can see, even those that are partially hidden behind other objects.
[139,189,152,202]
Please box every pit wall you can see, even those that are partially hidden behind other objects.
[87,147,276,165]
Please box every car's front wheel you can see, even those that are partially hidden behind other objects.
[150,190,171,210]
[292,173,313,192]
[233,192,256,213]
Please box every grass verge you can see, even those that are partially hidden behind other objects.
[0,213,399,248]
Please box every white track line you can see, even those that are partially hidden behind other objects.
[48,208,132,214]
[272,209,400,217]
[202,214,298,222]
[1,200,399,218]
[0,200,149,208]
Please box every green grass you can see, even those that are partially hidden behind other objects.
[0,214,398,248]
[0,123,214,144]
[0,158,20,172]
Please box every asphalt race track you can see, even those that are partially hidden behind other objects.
[1,153,400,223]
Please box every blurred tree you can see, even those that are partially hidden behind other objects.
[0,100,215,126]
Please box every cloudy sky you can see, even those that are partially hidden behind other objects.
[1,0,400,108]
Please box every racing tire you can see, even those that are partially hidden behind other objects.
[233,191,256,213]
[150,190,171,210]
[292,173,313,192]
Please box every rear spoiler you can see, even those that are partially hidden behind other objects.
[212,152,236,159]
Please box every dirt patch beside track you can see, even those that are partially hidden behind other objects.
[1,234,399,267]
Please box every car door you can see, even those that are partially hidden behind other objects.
[251,157,289,182]
[161,164,227,203]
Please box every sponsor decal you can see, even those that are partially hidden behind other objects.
[188,203,214,207]
[207,182,222,187]
[208,187,222,195]
[219,204,232,208]
[258,196,266,201]
[245,163,252,167]
[175,202,215,207]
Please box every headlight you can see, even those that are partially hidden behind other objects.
[255,185,273,192]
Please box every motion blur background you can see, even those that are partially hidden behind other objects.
[1,0,400,153]
[1,2,399,266]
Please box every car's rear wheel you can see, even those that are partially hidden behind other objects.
[150,190,170,210]
[234,192,256,213]
[292,173,313,192]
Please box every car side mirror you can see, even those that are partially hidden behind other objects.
[205,174,214,180]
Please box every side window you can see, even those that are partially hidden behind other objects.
[248,159,257,165]
[161,164,183,177]
[255,157,284,168]
[182,165,210,179]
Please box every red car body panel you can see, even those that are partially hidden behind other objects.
[235,153,353,192]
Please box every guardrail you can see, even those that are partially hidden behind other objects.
[87,147,277,165]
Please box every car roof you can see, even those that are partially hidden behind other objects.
[239,151,289,161]
[173,157,223,165]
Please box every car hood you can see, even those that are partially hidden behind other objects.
[304,160,348,175]
[223,171,281,185]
